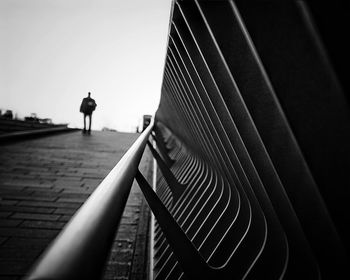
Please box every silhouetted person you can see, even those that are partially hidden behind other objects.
[80,92,97,134]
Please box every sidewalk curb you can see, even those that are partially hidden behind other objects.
[0,127,79,144]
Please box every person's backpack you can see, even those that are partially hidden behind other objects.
[80,98,96,114]
[87,100,96,111]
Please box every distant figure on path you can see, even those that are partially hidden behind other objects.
[80,92,97,134]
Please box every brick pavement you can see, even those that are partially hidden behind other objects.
[0,131,152,280]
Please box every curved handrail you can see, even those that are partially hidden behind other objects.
[24,120,154,280]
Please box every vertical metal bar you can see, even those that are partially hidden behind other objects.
[147,141,185,202]
[135,170,215,280]
[151,132,174,167]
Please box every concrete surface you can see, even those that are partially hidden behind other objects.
[0,131,151,280]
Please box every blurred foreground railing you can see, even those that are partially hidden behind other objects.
[24,121,154,280]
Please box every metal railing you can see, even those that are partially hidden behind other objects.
[25,0,350,279]
[152,0,349,279]
[24,121,154,280]
[23,118,216,279]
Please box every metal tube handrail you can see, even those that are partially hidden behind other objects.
[24,120,154,280]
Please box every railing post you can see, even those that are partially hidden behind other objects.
[151,132,174,167]
[135,170,215,280]
[147,140,185,202]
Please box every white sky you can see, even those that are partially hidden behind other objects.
[0,0,172,132]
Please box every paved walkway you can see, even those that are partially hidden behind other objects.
[0,131,152,280]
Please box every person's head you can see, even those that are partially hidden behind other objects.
[88,92,91,97]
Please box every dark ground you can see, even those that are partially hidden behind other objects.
[0,131,152,280]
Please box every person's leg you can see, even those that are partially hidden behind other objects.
[88,114,92,132]
[83,114,87,132]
